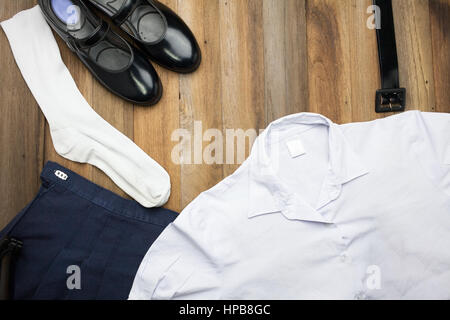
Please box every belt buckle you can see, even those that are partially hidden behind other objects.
[0,237,23,300]
[375,88,406,113]
[0,237,23,254]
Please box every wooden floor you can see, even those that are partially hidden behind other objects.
[1,0,449,228]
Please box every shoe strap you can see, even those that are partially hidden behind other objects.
[112,0,141,26]
[69,20,110,50]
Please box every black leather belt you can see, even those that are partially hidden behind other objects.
[374,0,406,113]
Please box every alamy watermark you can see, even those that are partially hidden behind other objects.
[366,265,382,290]
[66,265,81,290]
[171,121,263,165]
[367,5,381,30]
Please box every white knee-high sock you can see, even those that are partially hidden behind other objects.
[1,6,171,208]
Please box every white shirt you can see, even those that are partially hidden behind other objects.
[130,111,450,300]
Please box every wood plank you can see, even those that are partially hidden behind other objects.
[0,0,44,229]
[284,0,309,119]
[307,0,353,122]
[220,0,266,177]
[133,0,182,212]
[430,0,450,113]
[348,0,382,121]
[393,0,436,112]
[263,0,287,122]
[179,0,224,209]
[263,0,308,123]
[307,0,382,123]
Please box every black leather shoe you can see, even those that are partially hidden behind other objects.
[38,0,162,105]
[87,0,202,73]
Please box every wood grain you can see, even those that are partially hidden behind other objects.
[0,0,44,228]
[133,0,181,210]
[0,0,449,228]
[221,0,265,177]
[348,0,383,121]
[393,0,436,111]
[430,0,450,113]
[307,0,381,123]
[176,0,224,208]
[264,0,308,123]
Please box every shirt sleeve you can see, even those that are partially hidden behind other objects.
[128,194,223,300]
[415,111,450,193]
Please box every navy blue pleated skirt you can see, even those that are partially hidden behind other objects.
[0,162,177,300]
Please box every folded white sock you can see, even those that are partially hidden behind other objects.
[1,6,171,208]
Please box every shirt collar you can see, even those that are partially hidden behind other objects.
[248,113,369,223]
